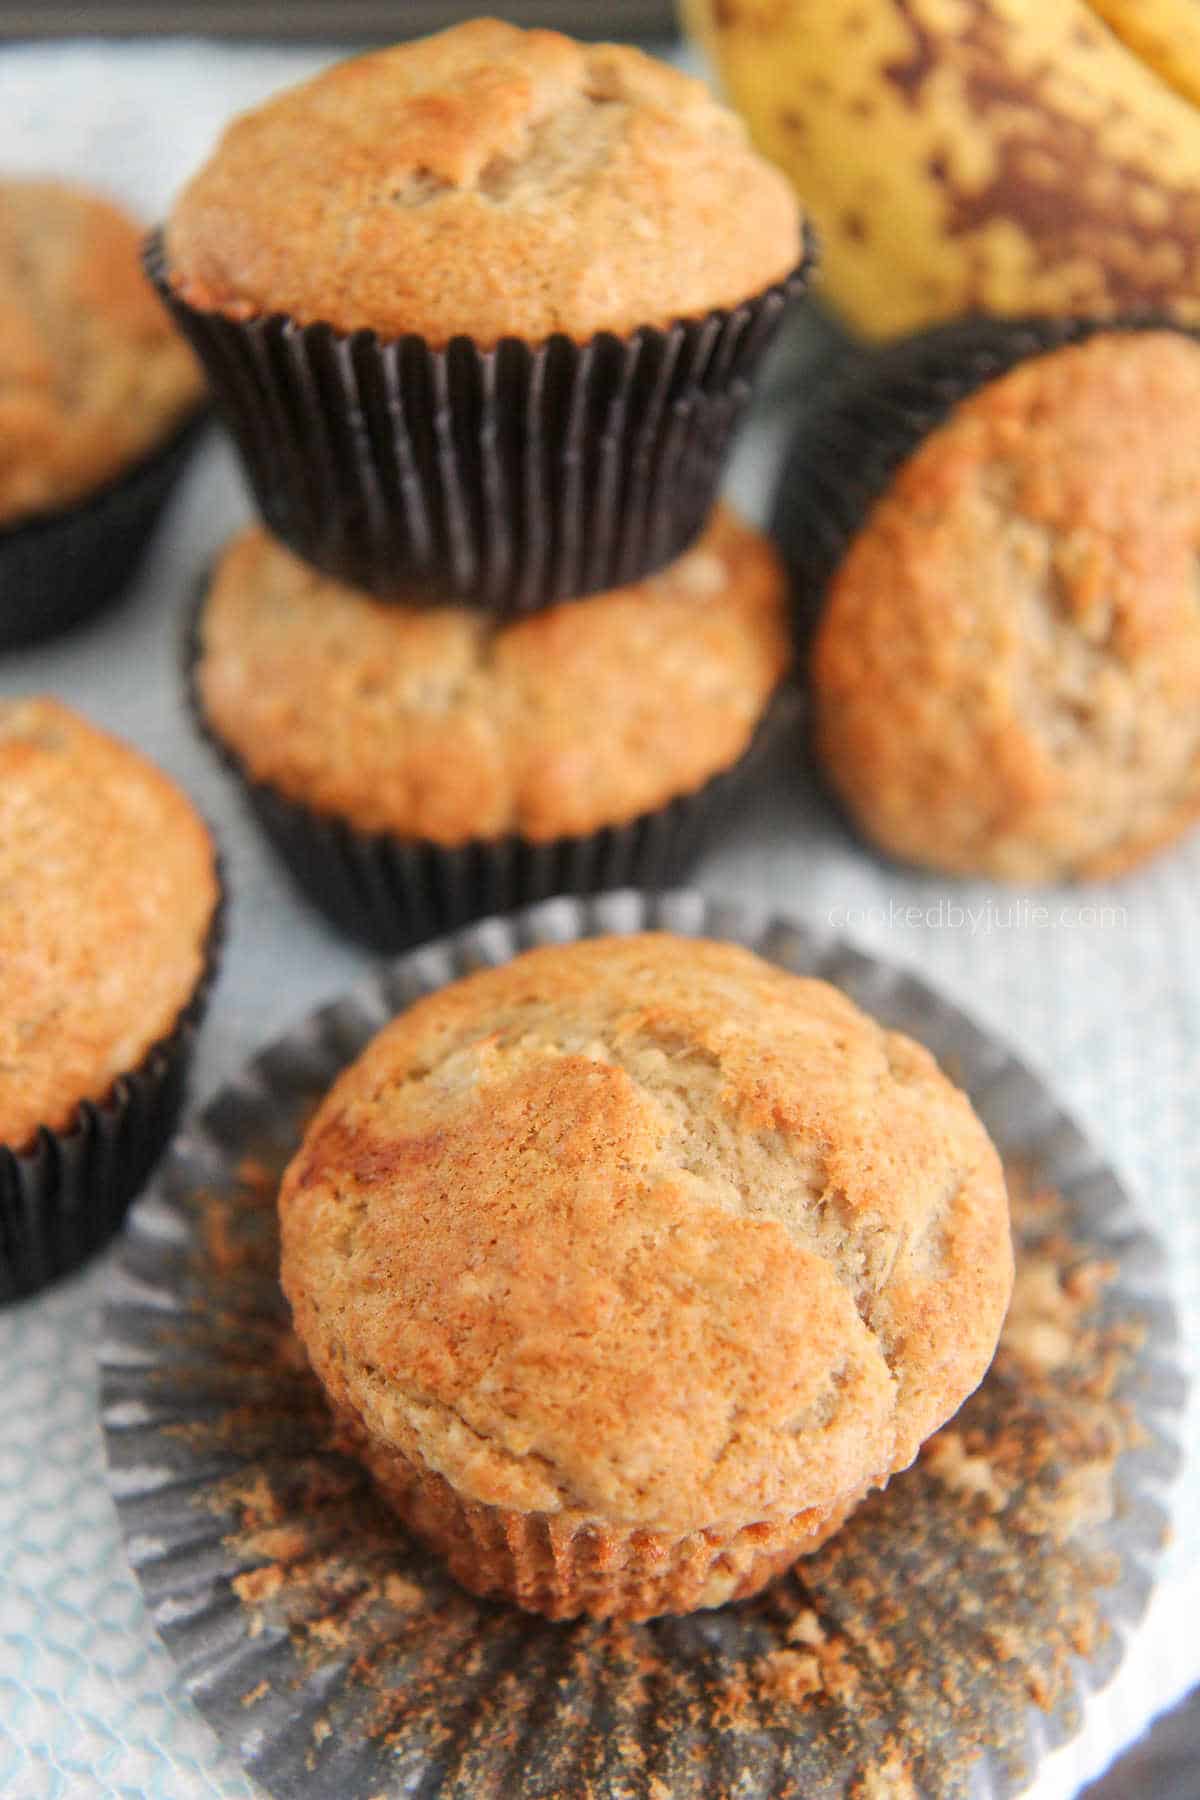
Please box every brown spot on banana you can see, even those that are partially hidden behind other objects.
[939,2,1200,318]
[881,0,942,105]
[686,0,1200,337]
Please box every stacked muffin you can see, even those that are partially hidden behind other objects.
[157,19,815,950]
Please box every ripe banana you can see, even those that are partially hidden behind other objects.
[1088,0,1200,109]
[682,0,1200,338]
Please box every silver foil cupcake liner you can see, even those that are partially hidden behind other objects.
[147,226,817,614]
[101,889,1183,1800]
[0,882,223,1305]
[771,313,1198,649]
[184,579,799,952]
[0,408,208,652]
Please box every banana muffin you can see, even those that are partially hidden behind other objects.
[191,507,791,946]
[811,329,1200,883]
[0,698,220,1297]
[1,179,201,527]
[279,933,1013,1621]
[155,20,810,610]
[165,19,800,344]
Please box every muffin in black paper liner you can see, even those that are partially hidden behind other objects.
[100,890,1184,1800]
[0,407,208,653]
[0,885,223,1306]
[183,583,797,954]
[770,313,1199,651]
[147,226,817,616]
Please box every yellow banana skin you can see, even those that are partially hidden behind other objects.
[683,0,1200,339]
[1088,0,1200,109]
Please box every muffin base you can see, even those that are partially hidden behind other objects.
[0,408,208,652]
[185,582,797,952]
[347,1419,866,1622]
[148,226,816,615]
[771,313,1200,650]
[0,881,223,1305]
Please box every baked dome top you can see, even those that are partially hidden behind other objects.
[280,934,1012,1534]
[0,697,218,1149]
[0,179,201,525]
[813,329,1200,882]
[166,19,802,345]
[197,507,790,844]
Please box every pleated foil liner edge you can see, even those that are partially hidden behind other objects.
[100,889,1184,1800]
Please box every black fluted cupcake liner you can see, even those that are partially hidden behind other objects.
[770,313,1199,650]
[147,226,817,615]
[0,408,208,653]
[184,577,796,953]
[0,883,223,1305]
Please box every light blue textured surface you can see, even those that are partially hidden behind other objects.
[0,37,1197,1800]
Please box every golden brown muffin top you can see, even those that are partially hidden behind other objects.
[812,331,1200,883]
[197,507,790,845]
[166,19,802,345]
[279,935,1012,1534]
[0,698,219,1151]
[0,179,202,527]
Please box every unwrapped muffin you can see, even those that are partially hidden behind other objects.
[0,698,220,1300]
[0,180,205,647]
[190,506,792,949]
[806,325,1200,882]
[279,933,1013,1621]
[155,19,812,609]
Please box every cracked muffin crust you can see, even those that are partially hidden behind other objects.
[195,506,790,845]
[812,330,1200,883]
[0,180,201,527]
[165,18,802,345]
[0,697,219,1152]
[279,934,1012,1618]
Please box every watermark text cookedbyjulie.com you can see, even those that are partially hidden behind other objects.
[827,897,1129,937]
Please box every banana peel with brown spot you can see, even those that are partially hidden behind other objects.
[682,0,1200,338]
